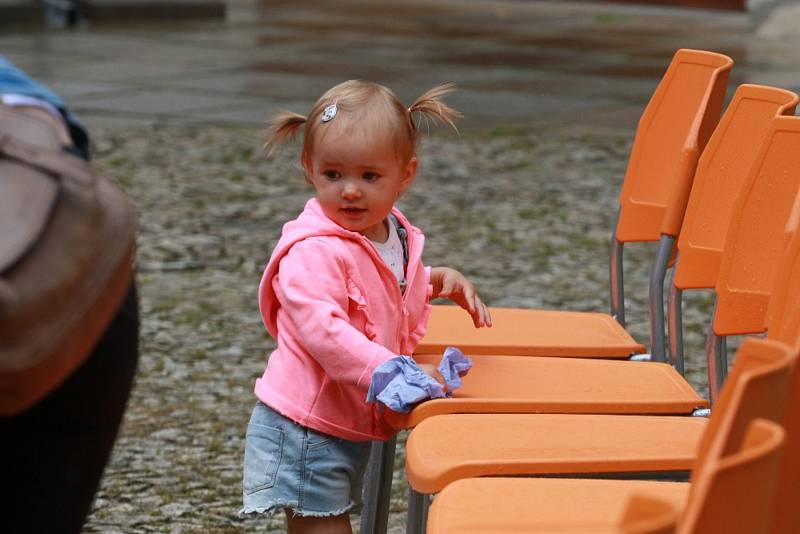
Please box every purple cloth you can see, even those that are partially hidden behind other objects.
[438,346,471,390]
[366,347,472,412]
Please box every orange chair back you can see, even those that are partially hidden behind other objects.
[766,218,800,534]
[765,191,800,345]
[616,49,732,242]
[673,85,798,290]
[692,337,791,478]
[714,116,800,336]
[681,419,785,534]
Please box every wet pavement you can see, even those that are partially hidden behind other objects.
[3,0,798,135]
[3,1,800,532]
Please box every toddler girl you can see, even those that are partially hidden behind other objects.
[242,80,490,533]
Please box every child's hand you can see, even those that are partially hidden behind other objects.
[418,363,447,391]
[430,267,492,328]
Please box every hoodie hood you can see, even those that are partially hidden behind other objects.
[258,197,417,338]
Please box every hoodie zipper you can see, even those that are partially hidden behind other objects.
[357,216,422,353]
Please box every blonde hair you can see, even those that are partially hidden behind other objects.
[264,80,461,163]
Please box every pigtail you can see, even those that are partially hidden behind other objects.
[408,83,462,134]
[263,111,307,156]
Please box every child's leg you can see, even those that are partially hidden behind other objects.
[286,510,352,534]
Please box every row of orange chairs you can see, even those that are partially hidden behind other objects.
[421,215,800,532]
[357,49,800,533]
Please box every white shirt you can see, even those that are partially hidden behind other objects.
[370,218,406,289]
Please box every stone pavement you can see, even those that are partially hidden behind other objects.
[3,0,799,136]
[2,1,800,533]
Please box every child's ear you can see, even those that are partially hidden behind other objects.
[400,156,418,192]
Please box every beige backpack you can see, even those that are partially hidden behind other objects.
[0,104,136,415]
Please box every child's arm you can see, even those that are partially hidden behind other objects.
[430,266,492,328]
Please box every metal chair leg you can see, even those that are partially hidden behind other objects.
[609,211,626,328]
[705,304,728,406]
[406,488,429,534]
[360,436,397,534]
[649,235,675,363]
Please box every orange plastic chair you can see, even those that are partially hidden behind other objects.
[705,115,800,401]
[766,220,800,534]
[668,86,798,373]
[417,49,733,361]
[426,418,784,534]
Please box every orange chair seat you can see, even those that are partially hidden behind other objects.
[406,413,706,494]
[416,306,645,358]
[427,478,689,533]
[385,353,707,429]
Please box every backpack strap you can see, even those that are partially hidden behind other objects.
[0,133,94,185]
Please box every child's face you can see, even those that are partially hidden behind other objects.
[303,129,417,242]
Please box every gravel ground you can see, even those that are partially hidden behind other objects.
[83,123,721,533]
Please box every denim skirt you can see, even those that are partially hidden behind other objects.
[240,401,372,518]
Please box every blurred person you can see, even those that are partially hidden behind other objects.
[0,55,139,534]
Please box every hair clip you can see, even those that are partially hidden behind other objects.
[321,98,338,123]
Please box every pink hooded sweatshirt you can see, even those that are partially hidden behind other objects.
[256,198,433,441]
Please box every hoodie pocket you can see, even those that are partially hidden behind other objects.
[346,279,377,341]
